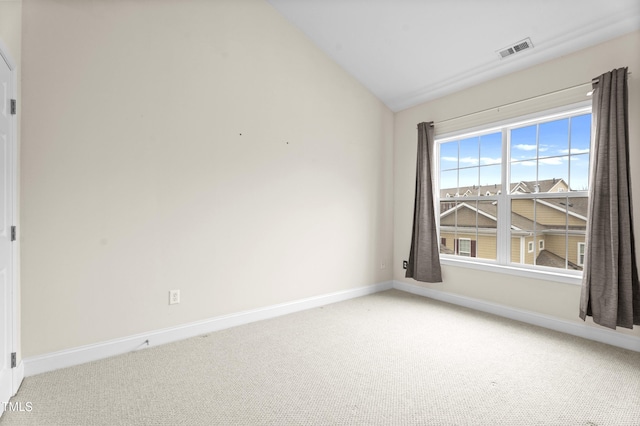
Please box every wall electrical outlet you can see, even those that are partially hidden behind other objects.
[169,290,180,305]
[403,260,408,269]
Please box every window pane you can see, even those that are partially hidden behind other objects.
[476,200,497,260]
[439,201,457,255]
[440,141,459,171]
[569,153,589,191]
[459,167,479,193]
[510,196,587,270]
[570,114,591,154]
[459,136,479,165]
[511,125,537,162]
[510,160,536,189]
[480,165,501,194]
[440,169,458,196]
[480,132,502,165]
[511,198,537,266]
[534,197,570,270]
[456,199,477,234]
[568,114,591,191]
[539,118,569,159]
[537,156,569,189]
[510,236,522,263]
[567,196,587,269]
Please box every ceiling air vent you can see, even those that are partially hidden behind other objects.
[497,38,533,59]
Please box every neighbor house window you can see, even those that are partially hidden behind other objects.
[577,242,586,266]
[458,238,472,257]
[437,105,590,275]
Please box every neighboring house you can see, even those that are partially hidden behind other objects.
[439,178,586,270]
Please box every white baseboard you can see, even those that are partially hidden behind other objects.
[24,281,393,377]
[393,280,640,352]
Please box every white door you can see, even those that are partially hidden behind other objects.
[0,44,15,410]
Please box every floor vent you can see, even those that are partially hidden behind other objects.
[497,38,533,59]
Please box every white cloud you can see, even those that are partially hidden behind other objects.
[513,144,548,153]
[480,157,501,165]
[539,157,564,165]
[459,157,479,165]
[513,144,536,151]
[440,156,479,165]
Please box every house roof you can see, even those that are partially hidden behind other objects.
[536,249,582,271]
[442,200,588,232]
[441,178,568,199]
[539,197,588,220]
[510,178,567,194]
[440,177,587,221]
[441,183,503,198]
[440,201,543,232]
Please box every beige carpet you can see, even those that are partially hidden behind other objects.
[1,289,639,425]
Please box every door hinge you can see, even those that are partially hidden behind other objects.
[11,226,16,241]
[10,99,16,115]
[11,352,16,368]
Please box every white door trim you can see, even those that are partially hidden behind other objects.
[0,37,20,406]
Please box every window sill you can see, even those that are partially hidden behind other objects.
[440,256,583,285]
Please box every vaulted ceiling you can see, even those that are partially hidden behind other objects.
[267,0,640,111]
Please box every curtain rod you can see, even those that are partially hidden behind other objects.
[428,72,631,128]
[592,70,632,84]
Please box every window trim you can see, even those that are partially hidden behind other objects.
[528,241,534,253]
[434,101,591,285]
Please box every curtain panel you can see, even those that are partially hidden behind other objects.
[580,67,640,329]
[406,122,442,283]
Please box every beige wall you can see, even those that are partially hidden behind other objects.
[0,1,20,63]
[394,31,640,339]
[20,0,394,357]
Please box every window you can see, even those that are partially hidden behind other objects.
[577,242,586,266]
[459,238,472,256]
[437,105,590,276]
[452,238,476,257]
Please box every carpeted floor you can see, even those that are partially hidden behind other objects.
[1,289,639,425]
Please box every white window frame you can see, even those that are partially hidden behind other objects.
[528,241,534,253]
[539,239,545,251]
[434,102,591,285]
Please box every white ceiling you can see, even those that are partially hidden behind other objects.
[267,0,640,112]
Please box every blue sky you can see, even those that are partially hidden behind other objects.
[440,114,591,192]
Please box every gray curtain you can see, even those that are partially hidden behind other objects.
[580,67,640,329]
[406,122,442,283]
